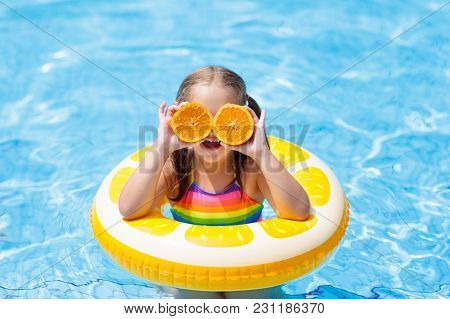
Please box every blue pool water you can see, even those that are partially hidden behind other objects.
[0,0,449,298]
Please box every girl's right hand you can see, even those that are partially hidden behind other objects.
[156,101,198,154]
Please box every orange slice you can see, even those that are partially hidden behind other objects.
[212,104,254,145]
[169,102,212,142]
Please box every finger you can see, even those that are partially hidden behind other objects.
[245,131,256,144]
[243,106,259,124]
[167,105,181,117]
[159,102,167,117]
[259,109,266,127]
[169,102,188,117]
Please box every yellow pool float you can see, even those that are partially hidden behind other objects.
[90,136,350,291]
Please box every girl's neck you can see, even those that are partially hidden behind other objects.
[193,153,235,191]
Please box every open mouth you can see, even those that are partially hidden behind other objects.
[201,139,222,149]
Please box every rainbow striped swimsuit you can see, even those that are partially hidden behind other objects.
[170,182,263,226]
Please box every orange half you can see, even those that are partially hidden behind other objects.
[170,102,212,142]
[213,104,255,145]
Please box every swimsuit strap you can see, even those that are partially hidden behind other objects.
[189,176,238,195]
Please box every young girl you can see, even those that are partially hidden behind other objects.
[118,66,311,299]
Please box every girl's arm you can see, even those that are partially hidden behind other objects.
[118,143,172,220]
[255,150,310,220]
[225,108,310,221]
[118,101,192,220]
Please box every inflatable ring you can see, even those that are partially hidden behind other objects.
[90,136,350,291]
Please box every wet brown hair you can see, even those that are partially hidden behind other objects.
[168,65,267,201]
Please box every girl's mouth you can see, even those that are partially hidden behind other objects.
[201,139,222,149]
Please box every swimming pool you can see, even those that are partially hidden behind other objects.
[0,0,448,298]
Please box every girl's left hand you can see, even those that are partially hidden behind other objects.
[221,107,269,160]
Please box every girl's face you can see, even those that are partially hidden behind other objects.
[189,84,241,164]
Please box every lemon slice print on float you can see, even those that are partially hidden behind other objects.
[259,215,318,238]
[293,167,330,206]
[268,136,310,168]
[128,217,181,236]
[185,224,254,247]
[130,145,152,162]
[109,167,136,203]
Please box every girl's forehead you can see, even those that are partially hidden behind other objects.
[190,84,241,114]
